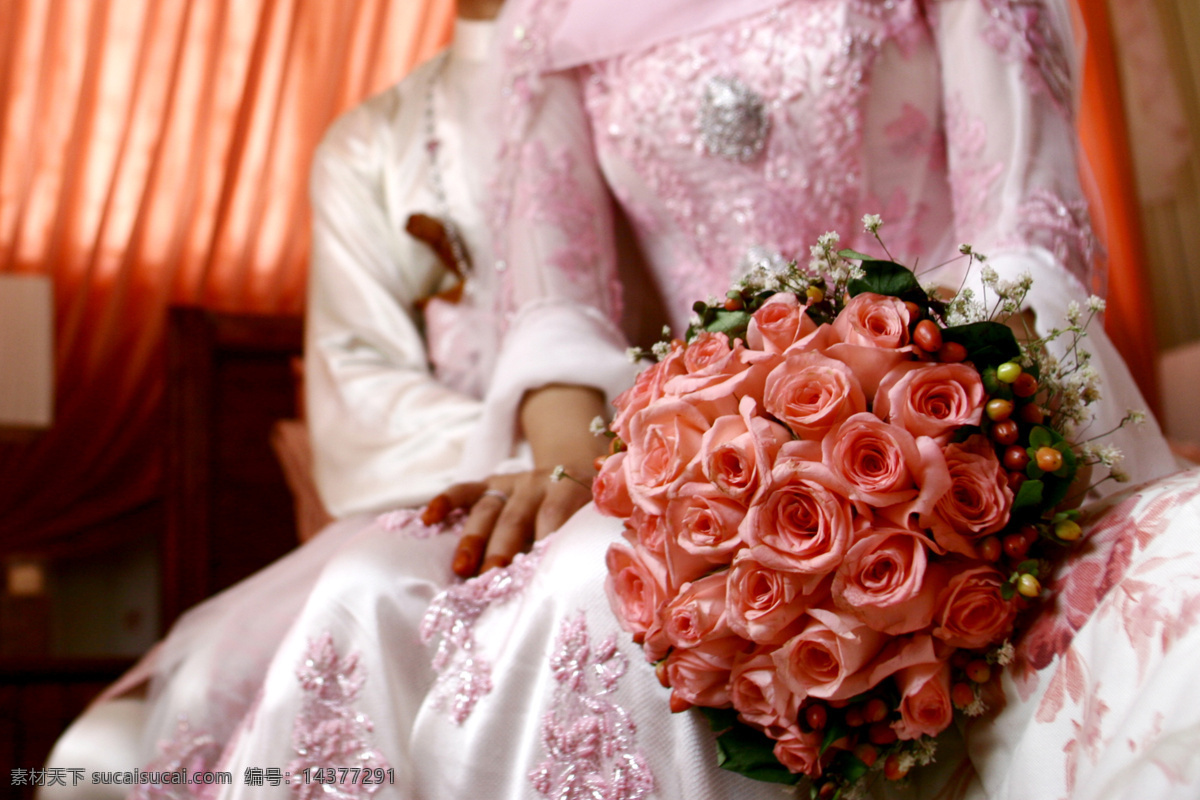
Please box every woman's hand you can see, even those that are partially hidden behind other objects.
[424,383,609,578]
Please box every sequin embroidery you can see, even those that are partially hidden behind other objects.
[129,718,221,800]
[528,612,655,800]
[287,633,391,799]
[420,540,548,724]
[698,75,770,163]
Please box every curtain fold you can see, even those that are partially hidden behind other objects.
[0,0,453,555]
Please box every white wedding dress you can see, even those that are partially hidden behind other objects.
[57,2,1199,800]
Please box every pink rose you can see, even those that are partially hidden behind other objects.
[824,413,950,518]
[874,362,987,442]
[831,292,911,349]
[665,482,747,563]
[933,565,1018,650]
[772,725,825,778]
[775,609,938,702]
[698,396,790,504]
[832,524,948,635]
[610,342,686,442]
[763,349,867,441]
[772,611,887,701]
[741,443,855,576]
[823,292,915,399]
[663,571,732,649]
[929,436,1013,556]
[892,660,954,740]
[729,650,800,733]
[623,397,711,514]
[664,635,747,709]
[604,541,669,643]
[626,507,667,554]
[593,452,634,519]
[683,330,741,373]
[726,552,826,645]
[746,293,817,354]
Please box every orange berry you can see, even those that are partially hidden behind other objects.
[1036,446,1063,472]
[986,398,1014,422]
[855,743,879,767]
[952,682,976,709]
[1013,372,1038,398]
[884,754,910,781]
[978,536,1002,562]
[966,659,991,683]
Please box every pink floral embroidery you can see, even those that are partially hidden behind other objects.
[420,540,547,724]
[529,612,655,800]
[1013,188,1095,287]
[130,718,221,800]
[523,140,623,318]
[376,507,465,539]
[944,94,1004,243]
[975,0,1073,116]
[287,633,390,799]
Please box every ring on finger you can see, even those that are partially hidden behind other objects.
[481,488,510,504]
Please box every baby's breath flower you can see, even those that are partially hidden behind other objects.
[651,340,671,360]
[862,213,883,234]
[817,230,840,249]
[661,325,672,339]
[550,465,567,482]
[959,243,974,255]
[1111,467,1131,483]
[589,416,608,436]
[963,697,989,717]
[1087,295,1107,314]
[1126,409,1147,425]
[625,346,645,363]
[980,265,999,287]
[912,738,938,767]
[688,312,702,329]
[1065,301,1082,327]
[992,640,1015,666]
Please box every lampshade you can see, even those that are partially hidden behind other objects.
[0,273,54,430]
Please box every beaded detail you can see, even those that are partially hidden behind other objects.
[528,612,655,800]
[698,75,770,163]
[420,540,548,724]
[129,718,221,800]
[287,633,390,799]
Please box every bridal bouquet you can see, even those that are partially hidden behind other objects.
[595,219,1130,797]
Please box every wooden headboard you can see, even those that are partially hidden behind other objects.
[162,307,305,629]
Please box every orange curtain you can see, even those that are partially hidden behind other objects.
[0,0,454,554]
[1076,0,1162,414]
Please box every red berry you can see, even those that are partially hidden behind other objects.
[868,721,898,745]
[952,682,976,709]
[884,754,910,781]
[937,341,968,362]
[854,743,879,767]
[864,698,889,724]
[903,301,923,320]
[986,398,1014,422]
[1036,446,1064,472]
[990,419,1019,445]
[1003,532,1031,559]
[818,782,838,800]
[724,296,744,311]
[1012,372,1038,398]
[1018,404,1045,425]
[1019,525,1039,547]
[965,659,991,683]
[914,319,944,352]
[669,692,692,713]
[1003,445,1031,471]
[1007,471,1027,493]
[844,706,865,727]
[978,536,1002,562]
[805,703,828,731]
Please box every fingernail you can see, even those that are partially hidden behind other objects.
[422,495,451,526]
[452,535,486,578]
[480,555,511,573]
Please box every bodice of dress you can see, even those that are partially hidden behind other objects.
[576,0,1086,331]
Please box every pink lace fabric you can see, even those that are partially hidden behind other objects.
[286,633,391,800]
[419,540,548,724]
[375,507,466,539]
[973,0,1073,116]
[129,718,221,800]
[528,612,655,800]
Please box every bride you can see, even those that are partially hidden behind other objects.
[55,0,1200,798]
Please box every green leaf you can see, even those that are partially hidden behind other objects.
[1052,444,1077,479]
[1017,559,1040,576]
[1001,581,1016,600]
[1013,479,1044,512]
[838,248,878,262]
[699,706,739,734]
[1028,426,1055,450]
[1041,474,1073,510]
[709,718,801,785]
[705,308,752,339]
[820,718,852,756]
[847,261,924,301]
[941,322,1021,368]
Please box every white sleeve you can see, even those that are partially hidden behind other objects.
[458,70,639,476]
[931,0,1176,488]
[305,91,484,516]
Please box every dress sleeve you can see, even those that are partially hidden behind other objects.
[458,68,639,476]
[305,90,484,517]
[929,0,1177,488]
